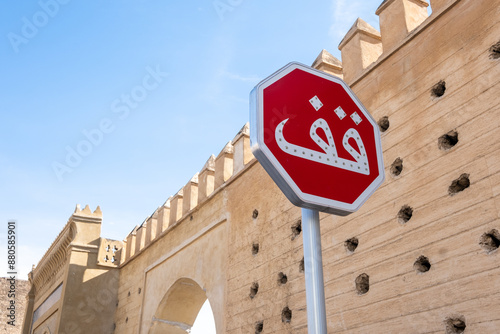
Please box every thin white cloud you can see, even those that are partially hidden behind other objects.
[329,0,380,41]
[330,0,361,40]
[219,70,261,83]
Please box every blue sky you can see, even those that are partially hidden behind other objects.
[0,0,387,282]
[1,0,388,330]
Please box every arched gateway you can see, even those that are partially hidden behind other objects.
[149,278,214,334]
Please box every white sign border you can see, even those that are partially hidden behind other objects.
[250,62,385,216]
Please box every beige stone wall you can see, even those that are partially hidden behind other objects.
[0,278,29,334]
[23,0,500,333]
[224,164,305,333]
[114,185,232,333]
[22,206,122,334]
[57,248,119,334]
[116,0,500,333]
[319,0,499,332]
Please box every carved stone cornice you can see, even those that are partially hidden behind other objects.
[31,220,76,298]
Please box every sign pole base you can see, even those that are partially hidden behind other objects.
[302,208,328,334]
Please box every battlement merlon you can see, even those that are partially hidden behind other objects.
[199,155,216,204]
[338,18,383,84]
[125,225,139,259]
[170,189,184,224]
[215,141,235,189]
[232,123,252,175]
[376,0,429,52]
[71,204,103,246]
[311,49,343,79]
[183,173,200,215]
[146,208,160,244]
[120,123,256,264]
[158,197,171,232]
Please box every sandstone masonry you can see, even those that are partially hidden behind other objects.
[23,0,500,333]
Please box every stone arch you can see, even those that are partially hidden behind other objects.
[149,277,214,334]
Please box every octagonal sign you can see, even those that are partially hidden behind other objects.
[250,62,385,216]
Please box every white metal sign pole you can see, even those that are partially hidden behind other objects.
[302,208,328,334]
[252,62,384,334]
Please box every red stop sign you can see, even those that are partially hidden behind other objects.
[250,62,385,215]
